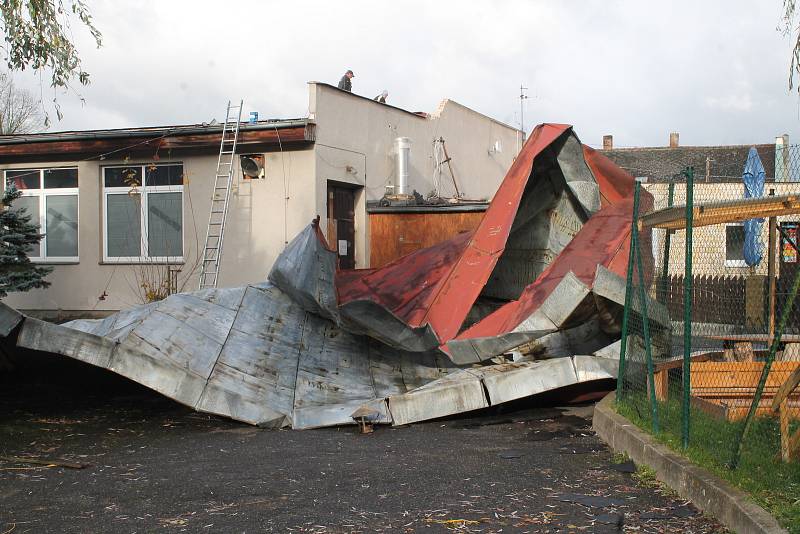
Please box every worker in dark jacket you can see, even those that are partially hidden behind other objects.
[337,70,354,92]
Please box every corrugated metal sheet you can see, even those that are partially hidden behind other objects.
[336,124,649,358]
[0,123,657,429]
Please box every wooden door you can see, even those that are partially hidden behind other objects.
[327,184,356,269]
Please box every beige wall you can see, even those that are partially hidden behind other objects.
[1,83,521,315]
[219,149,316,286]
[1,154,215,314]
[1,149,317,315]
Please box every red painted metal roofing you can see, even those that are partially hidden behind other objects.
[453,196,650,342]
[336,123,643,351]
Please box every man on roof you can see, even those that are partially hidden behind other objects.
[337,70,354,92]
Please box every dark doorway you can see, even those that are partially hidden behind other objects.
[327,182,357,269]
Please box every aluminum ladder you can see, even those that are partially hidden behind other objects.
[198,100,243,289]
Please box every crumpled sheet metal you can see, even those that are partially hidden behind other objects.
[0,122,657,428]
[387,354,619,427]
[334,124,646,356]
[335,125,592,348]
[0,274,623,429]
[11,282,459,429]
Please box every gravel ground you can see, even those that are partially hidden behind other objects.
[0,355,728,533]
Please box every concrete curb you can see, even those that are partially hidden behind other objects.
[592,393,787,534]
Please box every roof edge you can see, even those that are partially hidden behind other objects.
[0,118,310,146]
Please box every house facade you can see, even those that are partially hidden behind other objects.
[0,82,521,319]
[601,133,800,278]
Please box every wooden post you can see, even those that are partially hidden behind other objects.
[780,397,789,462]
[768,189,777,340]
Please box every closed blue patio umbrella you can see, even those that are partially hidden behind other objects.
[742,147,766,267]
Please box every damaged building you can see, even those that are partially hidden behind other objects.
[0,82,521,320]
[0,123,668,429]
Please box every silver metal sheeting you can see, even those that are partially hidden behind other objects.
[53,282,456,429]
[1,269,627,428]
[0,221,644,429]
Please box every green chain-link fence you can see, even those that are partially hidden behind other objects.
[616,151,800,529]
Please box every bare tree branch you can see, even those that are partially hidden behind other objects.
[0,71,45,134]
[782,0,800,92]
[0,1,101,124]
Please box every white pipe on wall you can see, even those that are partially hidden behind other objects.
[395,137,411,195]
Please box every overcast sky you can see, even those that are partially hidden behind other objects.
[9,0,800,148]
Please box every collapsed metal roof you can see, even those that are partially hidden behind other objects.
[0,123,663,429]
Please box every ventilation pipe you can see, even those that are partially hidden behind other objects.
[395,137,411,195]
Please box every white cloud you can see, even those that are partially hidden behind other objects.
[704,94,754,112]
[6,0,800,147]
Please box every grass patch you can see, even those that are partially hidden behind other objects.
[616,395,800,533]
[632,463,660,488]
[611,452,630,464]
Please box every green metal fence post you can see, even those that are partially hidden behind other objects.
[658,181,675,303]
[616,178,642,403]
[682,167,694,450]
[634,202,659,433]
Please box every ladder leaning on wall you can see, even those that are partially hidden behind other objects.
[198,100,243,290]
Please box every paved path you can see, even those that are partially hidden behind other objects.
[0,356,726,533]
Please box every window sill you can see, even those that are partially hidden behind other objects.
[99,260,186,265]
[30,260,80,265]
[724,260,749,268]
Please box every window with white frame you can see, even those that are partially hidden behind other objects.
[4,168,79,262]
[725,223,746,267]
[102,164,183,262]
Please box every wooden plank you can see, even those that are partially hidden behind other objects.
[771,366,800,412]
[0,125,313,161]
[640,194,800,230]
[653,369,669,402]
[780,398,790,462]
[655,352,715,372]
[705,334,800,343]
[690,396,729,420]
[368,211,485,268]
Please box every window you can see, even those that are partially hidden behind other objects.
[725,223,746,267]
[102,164,183,262]
[4,168,79,262]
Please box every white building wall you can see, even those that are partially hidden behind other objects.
[1,154,215,315]
[1,83,521,316]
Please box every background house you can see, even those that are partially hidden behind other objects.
[602,132,800,331]
[601,132,798,277]
[0,82,522,320]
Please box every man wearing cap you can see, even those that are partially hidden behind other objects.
[338,70,354,92]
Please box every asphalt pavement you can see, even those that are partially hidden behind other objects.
[0,355,727,533]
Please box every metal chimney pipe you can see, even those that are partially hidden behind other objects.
[395,137,411,195]
[602,135,613,150]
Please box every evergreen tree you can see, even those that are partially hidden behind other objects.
[0,186,51,298]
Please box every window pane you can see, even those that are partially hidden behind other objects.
[146,164,183,187]
[45,195,78,257]
[147,192,182,257]
[104,167,141,188]
[6,169,40,190]
[44,168,78,189]
[107,194,141,257]
[726,225,745,261]
[11,195,41,257]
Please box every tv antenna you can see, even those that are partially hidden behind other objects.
[518,84,529,154]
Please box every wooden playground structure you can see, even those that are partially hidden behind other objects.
[641,193,800,461]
